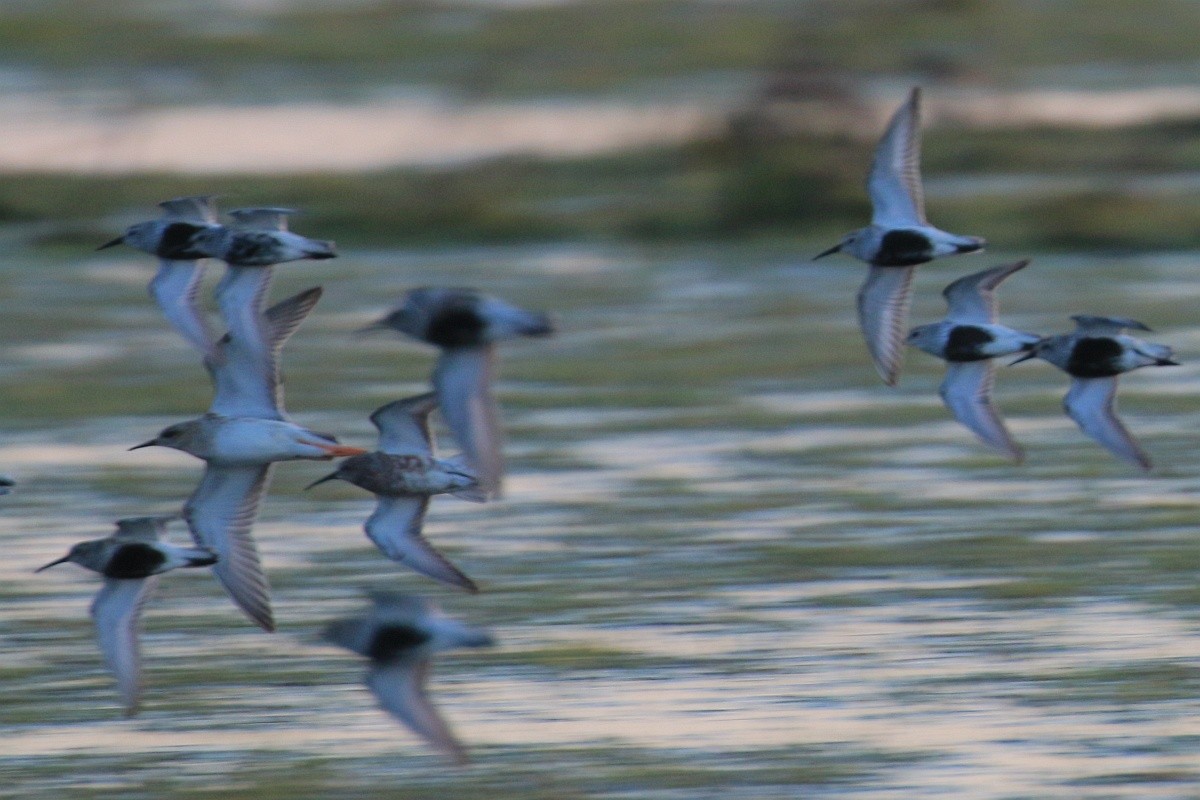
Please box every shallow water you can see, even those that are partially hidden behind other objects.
[3,241,1200,798]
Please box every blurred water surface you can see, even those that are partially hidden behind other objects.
[2,241,1200,798]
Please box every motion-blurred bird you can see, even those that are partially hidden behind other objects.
[36,516,216,715]
[131,288,365,631]
[813,87,985,385]
[1011,315,1178,470]
[307,393,484,591]
[365,287,554,498]
[322,592,494,763]
[198,207,336,267]
[907,260,1041,461]
[207,208,336,368]
[98,196,222,359]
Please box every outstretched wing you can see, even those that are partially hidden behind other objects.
[370,394,438,457]
[183,464,275,631]
[159,196,218,224]
[91,575,159,716]
[150,260,217,359]
[112,516,171,543]
[939,361,1022,462]
[1063,377,1151,471]
[1070,315,1151,335]
[433,347,503,498]
[228,207,294,231]
[856,265,915,386]
[367,659,468,763]
[210,267,278,418]
[365,497,477,592]
[208,286,322,420]
[943,260,1030,324]
[868,87,925,227]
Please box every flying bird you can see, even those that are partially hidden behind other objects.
[98,196,223,359]
[907,260,1041,461]
[36,516,216,715]
[307,393,485,591]
[197,207,336,267]
[814,87,985,385]
[130,288,365,631]
[365,288,554,498]
[1011,315,1178,470]
[322,592,494,763]
[206,208,336,369]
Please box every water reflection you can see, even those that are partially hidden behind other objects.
[2,243,1200,797]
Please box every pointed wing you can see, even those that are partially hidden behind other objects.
[943,260,1030,324]
[856,266,915,386]
[112,516,170,543]
[183,464,275,631]
[150,260,217,359]
[210,267,279,418]
[433,347,503,498]
[1070,315,1151,335]
[365,497,477,592]
[260,286,323,349]
[868,87,925,227]
[208,285,321,421]
[939,361,1022,461]
[367,659,468,763]
[1064,377,1151,471]
[159,196,218,224]
[228,207,294,231]
[91,576,159,716]
[370,394,438,457]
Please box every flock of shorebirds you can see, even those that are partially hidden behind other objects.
[28,85,1178,762]
[816,87,1177,469]
[37,198,552,762]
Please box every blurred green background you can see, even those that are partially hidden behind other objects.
[3,0,1200,251]
[6,3,1200,799]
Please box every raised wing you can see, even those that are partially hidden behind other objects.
[183,464,275,631]
[1070,315,1151,335]
[91,575,159,716]
[370,394,438,457]
[159,196,218,224]
[112,516,171,543]
[868,87,925,227]
[208,286,322,420]
[365,497,477,592]
[367,659,468,763]
[210,267,278,418]
[433,347,503,498]
[856,265,916,386]
[150,260,217,359]
[1064,377,1151,471]
[228,207,295,231]
[939,361,1022,461]
[943,260,1030,324]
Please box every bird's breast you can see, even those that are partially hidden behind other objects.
[426,306,488,347]
[104,543,167,579]
[1066,337,1124,378]
[367,624,432,662]
[943,325,996,362]
[871,229,933,267]
[156,222,211,260]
